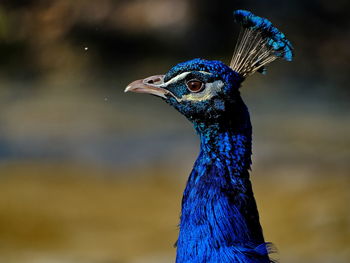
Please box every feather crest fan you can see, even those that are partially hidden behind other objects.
[230,10,293,77]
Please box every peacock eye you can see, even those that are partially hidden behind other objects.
[186,80,204,93]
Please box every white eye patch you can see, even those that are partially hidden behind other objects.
[179,80,224,102]
[159,71,222,103]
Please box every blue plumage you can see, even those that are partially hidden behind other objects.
[125,10,293,263]
[233,10,293,61]
[164,60,272,262]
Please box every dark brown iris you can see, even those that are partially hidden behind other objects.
[186,80,203,93]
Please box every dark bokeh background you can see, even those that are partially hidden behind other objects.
[0,1,349,263]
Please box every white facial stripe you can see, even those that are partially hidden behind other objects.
[160,72,191,87]
[198,71,213,75]
[151,70,216,102]
[160,71,213,87]
[179,80,224,102]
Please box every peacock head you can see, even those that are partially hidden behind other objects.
[125,10,293,128]
[125,58,244,124]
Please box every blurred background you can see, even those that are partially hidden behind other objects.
[0,0,349,262]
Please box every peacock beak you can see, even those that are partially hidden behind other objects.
[124,75,170,99]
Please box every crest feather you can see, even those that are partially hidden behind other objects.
[230,10,294,78]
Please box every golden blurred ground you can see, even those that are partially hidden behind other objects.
[0,162,349,263]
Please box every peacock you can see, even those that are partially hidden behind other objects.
[125,10,293,263]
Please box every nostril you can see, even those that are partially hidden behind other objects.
[146,77,162,84]
[143,75,164,86]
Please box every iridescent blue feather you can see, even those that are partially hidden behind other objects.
[230,10,293,77]
[126,9,292,263]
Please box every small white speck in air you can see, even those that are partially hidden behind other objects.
[84,47,88,51]
[104,97,108,101]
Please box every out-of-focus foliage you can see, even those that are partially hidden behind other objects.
[0,0,349,90]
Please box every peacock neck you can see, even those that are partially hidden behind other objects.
[176,118,271,263]
[196,121,252,178]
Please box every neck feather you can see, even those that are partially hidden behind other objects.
[197,121,252,178]
[176,117,272,263]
